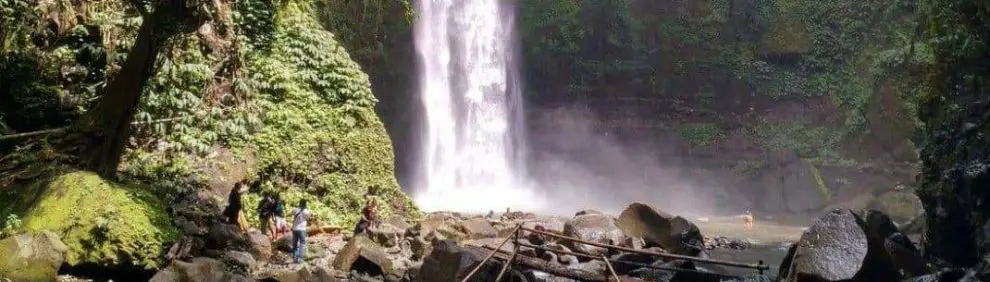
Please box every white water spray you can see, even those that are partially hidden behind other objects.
[414,0,543,213]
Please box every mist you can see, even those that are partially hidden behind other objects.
[524,106,738,217]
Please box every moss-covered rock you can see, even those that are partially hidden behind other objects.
[0,171,178,270]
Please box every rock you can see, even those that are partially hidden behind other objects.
[0,231,68,282]
[176,216,207,235]
[383,216,411,230]
[870,191,924,225]
[266,265,341,282]
[275,234,294,252]
[568,260,606,274]
[0,171,179,269]
[248,231,273,262]
[902,268,982,282]
[332,235,393,275]
[149,257,251,282]
[757,161,829,213]
[419,240,511,282]
[369,223,404,248]
[456,218,498,240]
[621,237,645,250]
[563,213,626,256]
[780,209,915,282]
[195,147,255,200]
[410,236,432,260]
[166,236,206,260]
[575,210,602,216]
[207,222,247,249]
[781,209,868,282]
[722,275,773,282]
[616,203,705,256]
[223,250,257,270]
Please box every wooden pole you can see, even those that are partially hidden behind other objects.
[602,255,622,282]
[481,246,606,282]
[460,225,521,282]
[513,241,738,279]
[518,226,768,270]
[494,250,517,281]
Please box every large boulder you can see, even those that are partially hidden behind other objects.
[369,223,405,248]
[616,203,705,256]
[564,214,626,256]
[0,171,178,269]
[247,231,273,262]
[207,222,247,249]
[869,191,923,226]
[456,218,498,240]
[779,209,918,282]
[0,231,68,282]
[149,257,251,282]
[419,240,517,282]
[332,235,393,275]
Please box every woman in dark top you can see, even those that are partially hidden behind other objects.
[223,181,249,232]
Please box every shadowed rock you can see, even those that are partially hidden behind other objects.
[564,213,626,256]
[616,203,705,256]
[149,257,251,282]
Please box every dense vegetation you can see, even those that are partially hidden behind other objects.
[0,0,416,269]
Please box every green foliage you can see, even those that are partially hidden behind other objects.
[0,171,178,269]
[677,122,724,146]
[0,214,21,238]
[749,118,843,160]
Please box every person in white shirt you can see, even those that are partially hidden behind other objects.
[290,199,310,263]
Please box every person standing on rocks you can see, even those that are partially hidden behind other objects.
[273,194,288,240]
[224,181,249,232]
[743,210,754,229]
[290,199,311,264]
[352,197,379,235]
[258,193,276,237]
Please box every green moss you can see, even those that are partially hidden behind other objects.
[760,0,812,55]
[677,122,724,147]
[0,171,178,269]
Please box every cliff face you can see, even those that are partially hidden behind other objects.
[515,0,921,215]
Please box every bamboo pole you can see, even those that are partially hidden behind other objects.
[494,249,517,281]
[481,246,605,282]
[460,225,521,282]
[602,255,621,282]
[513,241,738,278]
[518,226,767,270]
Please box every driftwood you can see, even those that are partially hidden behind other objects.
[519,226,767,271]
[516,241,739,279]
[484,245,607,282]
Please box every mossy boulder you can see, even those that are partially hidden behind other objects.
[0,171,178,270]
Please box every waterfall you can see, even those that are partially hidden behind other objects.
[414,0,542,212]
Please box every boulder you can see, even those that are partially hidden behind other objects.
[779,209,919,282]
[248,231,273,262]
[223,250,257,270]
[456,218,498,240]
[575,210,603,216]
[869,191,924,225]
[369,223,404,248]
[165,236,206,260]
[149,257,251,282]
[0,231,68,282]
[0,171,179,269]
[564,214,626,256]
[410,236,432,260]
[275,234,294,252]
[207,222,247,249]
[419,240,512,282]
[616,203,705,256]
[332,235,393,274]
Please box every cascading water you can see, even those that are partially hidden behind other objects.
[414,0,543,212]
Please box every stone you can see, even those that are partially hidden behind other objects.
[870,191,924,225]
[223,250,257,270]
[410,236,432,260]
[176,216,207,235]
[332,235,392,274]
[563,214,626,256]
[456,217,498,240]
[0,231,68,282]
[207,222,247,249]
[248,230,273,262]
[575,210,602,216]
[902,268,982,282]
[149,257,251,282]
[165,236,206,260]
[622,237,645,250]
[616,203,705,256]
[781,209,868,282]
[369,223,404,248]
[275,233,294,252]
[269,265,340,282]
[419,240,513,282]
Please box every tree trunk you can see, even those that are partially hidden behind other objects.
[75,8,169,179]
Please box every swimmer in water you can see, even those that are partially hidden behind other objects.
[744,210,754,229]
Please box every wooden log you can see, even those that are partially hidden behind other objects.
[461,225,520,282]
[602,254,622,282]
[483,245,607,282]
[519,226,767,271]
[515,241,739,279]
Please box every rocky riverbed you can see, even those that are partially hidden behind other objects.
[4,199,979,282]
